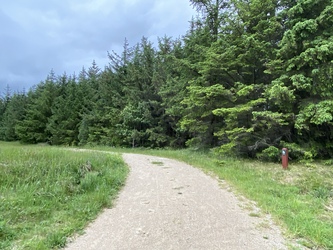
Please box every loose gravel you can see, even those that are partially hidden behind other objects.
[64,153,289,250]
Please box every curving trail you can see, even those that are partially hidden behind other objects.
[65,153,288,250]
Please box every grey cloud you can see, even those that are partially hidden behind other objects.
[0,0,195,92]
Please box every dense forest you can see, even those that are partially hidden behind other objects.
[1,0,333,161]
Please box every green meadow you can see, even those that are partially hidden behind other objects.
[0,142,128,249]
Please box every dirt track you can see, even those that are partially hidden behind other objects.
[65,153,288,250]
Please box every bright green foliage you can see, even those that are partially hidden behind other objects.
[117,102,153,147]
[256,145,280,162]
[296,100,333,130]
[179,15,227,148]
[267,0,333,158]
[182,0,286,155]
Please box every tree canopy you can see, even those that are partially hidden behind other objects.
[1,0,333,161]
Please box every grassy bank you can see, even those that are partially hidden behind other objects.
[0,142,128,249]
[87,146,333,249]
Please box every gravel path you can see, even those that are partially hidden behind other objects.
[65,153,288,250]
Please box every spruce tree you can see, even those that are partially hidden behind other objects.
[47,74,81,145]
[15,72,59,143]
[267,0,333,158]
[1,92,28,141]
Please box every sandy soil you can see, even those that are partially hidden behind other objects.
[64,153,289,250]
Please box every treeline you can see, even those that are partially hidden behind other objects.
[1,0,333,161]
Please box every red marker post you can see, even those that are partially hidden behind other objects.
[282,148,288,169]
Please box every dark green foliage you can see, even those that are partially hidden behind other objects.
[0,93,27,141]
[0,86,12,140]
[2,0,333,160]
[47,74,81,145]
[15,73,58,144]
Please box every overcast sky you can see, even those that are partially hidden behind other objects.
[0,0,196,93]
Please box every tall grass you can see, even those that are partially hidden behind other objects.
[88,146,333,249]
[0,142,128,249]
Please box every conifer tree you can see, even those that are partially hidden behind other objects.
[211,0,286,156]
[77,62,102,145]
[47,74,81,145]
[267,0,333,158]
[15,72,59,143]
[0,92,28,141]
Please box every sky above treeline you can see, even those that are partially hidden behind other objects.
[0,0,196,93]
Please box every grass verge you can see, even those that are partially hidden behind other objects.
[0,142,128,250]
[85,145,333,249]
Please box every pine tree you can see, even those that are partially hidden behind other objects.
[157,37,190,147]
[47,74,81,145]
[0,92,28,141]
[211,0,286,156]
[82,67,123,146]
[190,0,230,40]
[267,0,333,158]
[0,87,12,140]
[15,72,59,143]
[180,0,288,156]
[77,62,102,145]
[115,37,170,147]
[179,15,222,148]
